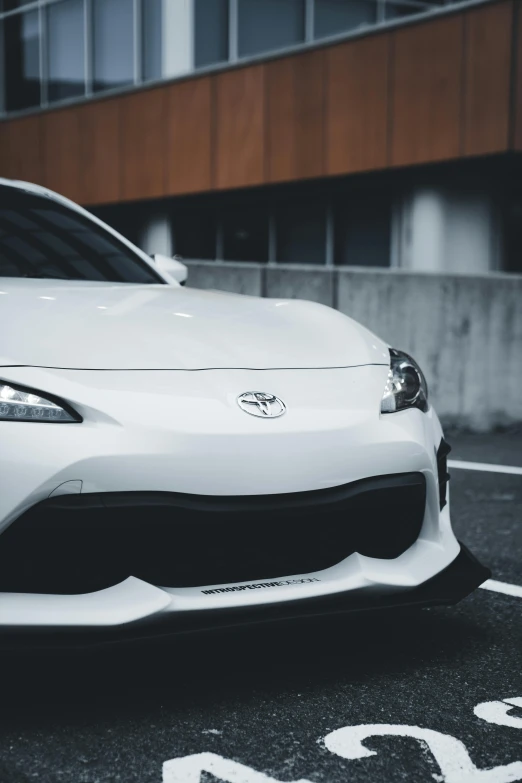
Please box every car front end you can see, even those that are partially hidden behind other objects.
[0,350,489,647]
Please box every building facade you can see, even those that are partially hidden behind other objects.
[0,0,521,426]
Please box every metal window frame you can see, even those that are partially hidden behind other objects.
[325,203,334,267]
[268,212,277,265]
[133,0,142,84]
[305,0,314,41]
[228,0,238,62]
[0,18,4,114]
[84,0,92,96]
[215,220,224,262]
[39,1,47,107]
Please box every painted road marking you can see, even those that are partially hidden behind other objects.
[163,703,522,783]
[448,460,522,476]
[163,752,312,783]
[480,579,522,599]
[324,723,522,783]
[474,698,522,729]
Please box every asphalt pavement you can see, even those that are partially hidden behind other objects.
[0,430,521,783]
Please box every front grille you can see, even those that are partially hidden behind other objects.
[0,473,426,595]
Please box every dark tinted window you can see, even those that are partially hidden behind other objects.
[3,10,40,111]
[143,0,162,81]
[175,210,216,260]
[0,190,163,284]
[194,0,229,68]
[335,196,391,267]
[48,0,85,102]
[3,0,33,9]
[238,0,305,58]
[385,2,424,20]
[504,198,522,273]
[314,0,377,38]
[277,205,326,264]
[222,208,268,262]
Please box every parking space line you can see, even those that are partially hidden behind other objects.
[448,460,522,476]
[480,579,522,598]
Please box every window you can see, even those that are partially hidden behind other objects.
[0,188,163,284]
[314,0,377,39]
[504,198,522,273]
[222,208,269,262]
[93,0,134,93]
[3,10,40,111]
[175,210,217,261]
[143,0,162,81]
[194,0,229,68]
[334,196,391,267]
[238,0,305,58]
[385,1,424,20]
[277,205,326,264]
[47,0,85,102]
[385,0,446,21]
[2,1,33,9]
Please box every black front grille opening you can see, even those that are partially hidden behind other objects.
[0,474,426,595]
[437,438,451,510]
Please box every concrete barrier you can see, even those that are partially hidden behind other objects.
[185,260,522,430]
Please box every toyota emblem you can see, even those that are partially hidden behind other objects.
[237,392,286,418]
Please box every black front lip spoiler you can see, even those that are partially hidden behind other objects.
[0,543,490,651]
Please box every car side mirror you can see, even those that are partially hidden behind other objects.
[153,254,188,285]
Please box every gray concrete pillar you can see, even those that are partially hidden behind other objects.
[395,188,500,273]
[139,213,173,257]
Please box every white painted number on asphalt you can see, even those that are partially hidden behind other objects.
[323,724,522,783]
[474,697,522,730]
[163,697,522,783]
[163,752,313,783]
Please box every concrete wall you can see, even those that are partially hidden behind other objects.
[185,261,522,430]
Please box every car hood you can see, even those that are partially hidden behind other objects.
[0,279,389,370]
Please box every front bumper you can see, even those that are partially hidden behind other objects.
[0,544,490,649]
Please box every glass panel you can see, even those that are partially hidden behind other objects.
[3,1,34,10]
[0,188,164,284]
[238,0,305,58]
[194,0,229,69]
[385,1,427,20]
[314,0,377,39]
[175,210,216,260]
[503,198,522,273]
[143,0,162,81]
[222,208,268,262]
[334,197,391,267]
[47,0,85,102]
[93,0,134,93]
[3,10,40,111]
[277,205,326,264]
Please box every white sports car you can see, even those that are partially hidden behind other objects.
[0,179,488,647]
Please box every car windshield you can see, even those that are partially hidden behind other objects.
[0,187,164,284]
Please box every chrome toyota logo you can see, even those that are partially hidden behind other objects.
[237,392,286,418]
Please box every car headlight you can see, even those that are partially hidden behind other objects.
[380,349,429,414]
[0,381,81,422]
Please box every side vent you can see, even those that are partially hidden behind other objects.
[437,438,451,510]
